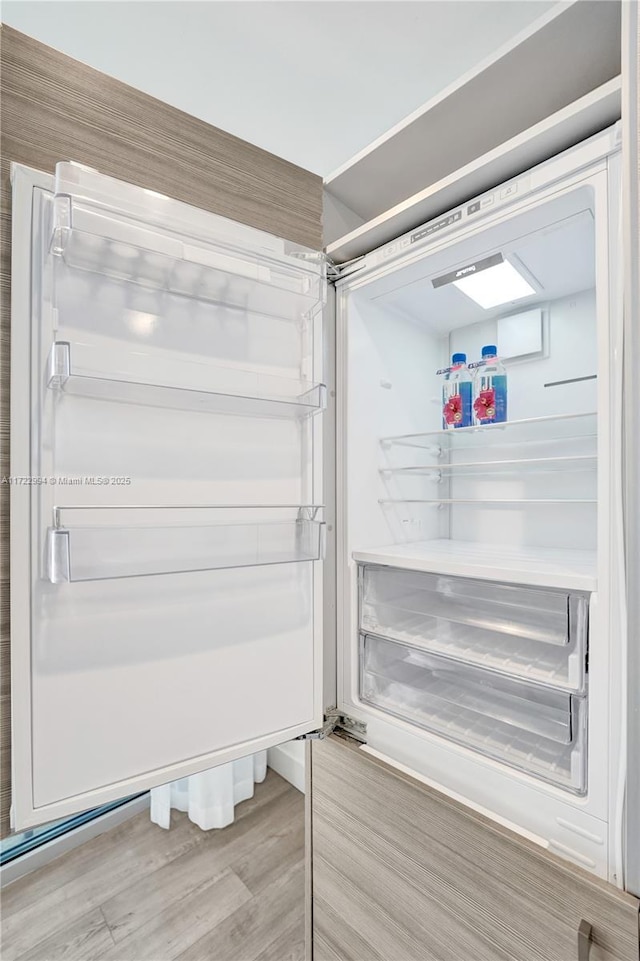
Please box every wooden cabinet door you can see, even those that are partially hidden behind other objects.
[309,735,639,961]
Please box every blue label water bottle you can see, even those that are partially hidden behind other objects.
[442,353,473,429]
[473,345,507,424]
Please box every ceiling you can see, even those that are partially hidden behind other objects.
[1,0,559,177]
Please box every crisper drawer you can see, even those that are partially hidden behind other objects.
[360,634,587,794]
[360,565,588,692]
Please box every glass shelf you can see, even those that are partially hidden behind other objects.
[380,412,597,452]
[47,342,326,419]
[352,540,598,593]
[380,454,596,478]
[51,162,326,322]
[379,498,597,506]
[47,506,325,583]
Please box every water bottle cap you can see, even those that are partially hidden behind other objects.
[481,345,498,358]
[451,353,466,364]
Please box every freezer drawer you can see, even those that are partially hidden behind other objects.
[360,633,587,794]
[360,565,588,691]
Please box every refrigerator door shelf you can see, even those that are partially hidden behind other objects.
[53,160,325,272]
[47,342,327,419]
[52,225,324,321]
[46,506,325,583]
[51,188,326,322]
[360,633,587,794]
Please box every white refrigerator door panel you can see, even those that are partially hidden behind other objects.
[32,564,315,807]
[622,0,640,897]
[52,400,307,507]
[10,163,325,829]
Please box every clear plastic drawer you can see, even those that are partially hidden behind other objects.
[360,565,588,692]
[360,633,587,794]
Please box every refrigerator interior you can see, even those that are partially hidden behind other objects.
[339,173,613,818]
[15,162,326,818]
[345,183,599,562]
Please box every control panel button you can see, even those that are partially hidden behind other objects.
[500,183,518,200]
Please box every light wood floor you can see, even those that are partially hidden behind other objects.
[1,771,305,961]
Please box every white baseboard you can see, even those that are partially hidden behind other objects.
[267,741,305,793]
[1,795,150,887]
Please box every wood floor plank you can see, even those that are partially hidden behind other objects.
[229,790,304,895]
[0,813,199,957]
[1,808,193,918]
[100,784,302,944]
[2,772,292,959]
[95,868,251,961]
[174,858,304,961]
[8,907,115,961]
[253,918,305,961]
[99,851,230,947]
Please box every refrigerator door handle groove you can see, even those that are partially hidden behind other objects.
[577,919,592,961]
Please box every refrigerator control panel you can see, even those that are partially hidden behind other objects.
[365,173,532,270]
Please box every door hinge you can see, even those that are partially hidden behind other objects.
[296,709,367,742]
[326,256,366,283]
[326,259,341,281]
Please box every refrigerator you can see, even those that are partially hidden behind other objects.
[8,120,634,892]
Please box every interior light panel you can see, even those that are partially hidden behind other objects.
[433,253,536,309]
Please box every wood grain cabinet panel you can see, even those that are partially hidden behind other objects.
[310,735,639,961]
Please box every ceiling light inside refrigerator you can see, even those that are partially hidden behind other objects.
[451,255,536,309]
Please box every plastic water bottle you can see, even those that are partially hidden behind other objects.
[442,353,473,429]
[473,346,507,424]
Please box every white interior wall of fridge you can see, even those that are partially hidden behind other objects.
[447,290,597,551]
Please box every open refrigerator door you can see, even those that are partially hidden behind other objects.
[10,161,327,830]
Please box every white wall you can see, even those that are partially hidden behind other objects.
[267,742,305,793]
[1,0,558,175]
